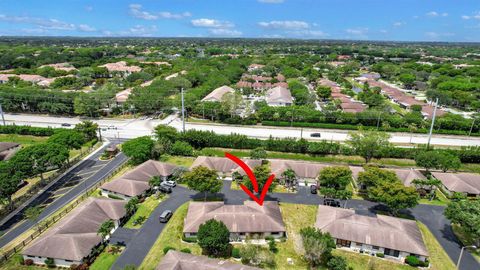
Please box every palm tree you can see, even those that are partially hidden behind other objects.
[124,197,139,215]
[98,220,115,239]
[281,169,297,190]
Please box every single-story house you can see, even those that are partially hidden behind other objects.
[315,205,428,262]
[431,172,480,197]
[183,201,286,242]
[100,160,177,200]
[201,85,235,102]
[248,64,265,72]
[190,157,328,183]
[0,142,20,161]
[39,63,77,72]
[22,198,126,267]
[350,167,428,190]
[158,250,259,270]
[100,61,141,76]
[266,86,293,107]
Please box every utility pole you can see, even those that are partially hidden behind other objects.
[0,103,5,126]
[98,127,103,142]
[468,118,476,136]
[181,87,185,133]
[426,98,439,150]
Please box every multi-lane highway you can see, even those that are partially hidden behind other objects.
[5,113,480,147]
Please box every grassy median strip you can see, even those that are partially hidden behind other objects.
[124,195,165,229]
[417,222,456,270]
[90,245,124,270]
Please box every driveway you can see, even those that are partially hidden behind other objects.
[110,187,196,270]
[0,141,128,248]
[112,181,479,270]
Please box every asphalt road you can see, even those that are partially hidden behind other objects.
[0,141,128,248]
[5,113,480,147]
[111,182,479,270]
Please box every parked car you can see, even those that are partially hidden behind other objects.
[310,133,321,138]
[159,210,173,223]
[310,185,318,194]
[162,180,176,187]
[158,185,172,194]
[61,123,71,127]
[324,198,341,207]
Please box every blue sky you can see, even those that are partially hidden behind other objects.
[0,0,479,42]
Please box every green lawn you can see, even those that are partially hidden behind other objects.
[161,155,195,167]
[89,246,124,270]
[451,224,480,262]
[124,195,166,229]
[333,250,415,270]
[0,134,48,147]
[417,222,457,270]
[0,254,45,270]
[419,190,450,206]
[230,181,291,193]
[139,202,202,270]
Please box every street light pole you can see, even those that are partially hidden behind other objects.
[426,98,439,150]
[468,118,476,136]
[0,103,5,126]
[457,245,477,269]
[181,87,185,133]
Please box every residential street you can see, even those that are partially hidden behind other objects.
[111,181,479,270]
[0,141,128,248]
[5,113,480,147]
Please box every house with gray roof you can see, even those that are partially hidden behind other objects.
[265,86,293,107]
[431,172,480,197]
[101,160,178,200]
[0,142,20,160]
[202,85,235,102]
[183,201,286,242]
[157,250,259,270]
[315,205,428,262]
[22,198,126,267]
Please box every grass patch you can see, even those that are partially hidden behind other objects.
[139,202,201,270]
[418,222,457,270]
[333,249,415,270]
[161,155,195,167]
[451,224,480,262]
[124,195,166,229]
[275,203,317,269]
[0,134,48,147]
[419,190,450,206]
[230,181,291,193]
[89,245,124,270]
[0,254,45,270]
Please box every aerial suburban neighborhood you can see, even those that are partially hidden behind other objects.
[0,1,479,270]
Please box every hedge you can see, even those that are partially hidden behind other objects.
[176,129,480,163]
[0,125,62,136]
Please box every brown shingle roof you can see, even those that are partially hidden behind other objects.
[0,142,19,153]
[183,201,285,234]
[266,86,293,105]
[157,250,260,270]
[101,160,177,197]
[23,198,126,261]
[432,172,480,195]
[315,205,428,256]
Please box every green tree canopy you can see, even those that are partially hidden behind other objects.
[183,166,222,200]
[197,219,231,257]
[445,200,480,247]
[300,227,335,267]
[347,130,391,163]
[368,181,419,215]
[122,136,155,165]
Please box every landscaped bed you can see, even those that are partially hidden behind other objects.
[124,195,166,229]
[89,245,124,270]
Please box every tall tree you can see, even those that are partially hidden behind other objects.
[197,219,231,257]
[47,130,86,150]
[183,166,222,201]
[122,136,155,165]
[300,227,335,267]
[97,219,115,239]
[242,164,276,193]
[347,130,391,163]
[368,181,419,215]
[74,120,99,141]
[445,200,480,247]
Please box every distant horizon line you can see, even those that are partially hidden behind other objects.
[0,35,479,45]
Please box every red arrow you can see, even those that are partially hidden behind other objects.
[225,152,275,206]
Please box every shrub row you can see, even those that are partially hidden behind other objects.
[177,129,480,163]
[0,124,61,136]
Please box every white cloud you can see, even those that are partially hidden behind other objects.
[393,22,405,27]
[208,28,242,37]
[191,18,234,28]
[426,11,448,17]
[0,15,76,30]
[425,31,455,40]
[286,29,328,38]
[78,24,96,32]
[104,25,158,37]
[461,12,480,20]
[258,0,285,3]
[262,34,284,38]
[258,20,309,30]
[345,28,369,39]
[129,4,190,20]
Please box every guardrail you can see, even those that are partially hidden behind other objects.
[0,158,129,264]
